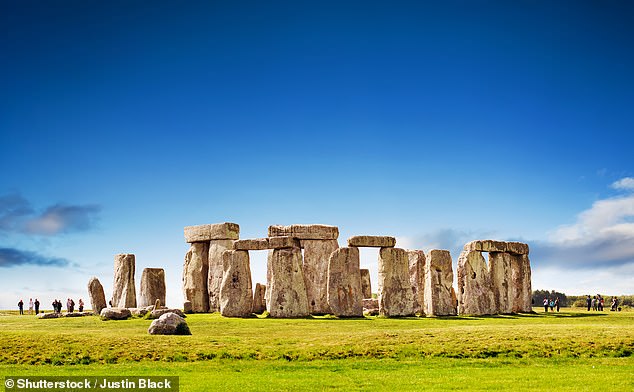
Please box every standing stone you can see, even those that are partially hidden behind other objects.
[360,269,372,298]
[267,246,309,318]
[424,250,457,316]
[208,239,235,312]
[457,250,495,315]
[139,268,166,308]
[407,250,426,315]
[303,239,339,314]
[183,242,210,313]
[87,277,107,315]
[219,250,253,317]
[511,253,532,312]
[252,283,267,314]
[327,247,363,317]
[378,247,415,317]
[183,300,193,314]
[112,254,137,308]
[489,252,513,314]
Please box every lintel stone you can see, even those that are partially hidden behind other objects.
[184,222,240,243]
[347,235,396,248]
[268,224,338,240]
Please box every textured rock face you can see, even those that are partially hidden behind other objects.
[148,313,191,335]
[112,254,137,308]
[148,308,186,319]
[252,283,267,314]
[347,236,396,248]
[233,238,270,251]
[100,307,132,321]
[267,246,309,318]
[378,247,416,317]
[38,312,62,319]
[183,242,209,313]
[363,298,379,315]
[183,300,192,314]
[268,224,339,240]
[207,239,235,312]
[407,250,426,315]
[489,252,513,314]
[87,277,107,315]
[184,222,239,242]
[424,250,457,316]
[360,269,372,298]
[327,247,363,317]
[303,239,339,314]
[219,250,253,317]
[269,236,301,249]
[139,268,166,308]
[463,240,529,255]
[457,250,495,315]
[511,253,532,312]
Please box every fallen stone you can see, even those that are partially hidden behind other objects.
[327,247,363,317]
[304,239,338,314]
[347,236,396,248]
[424,250,457,316]
[360,269,372,298]
[63,312,86,317]
[378,247,416,317]
[220,250,253,317]
[408,250,426,315]
[457,250,495,315]
[184,222,240,242]
[139,268,166,308]
[267,246,310,318]
[268,224,339,240]
[112,254,137,308]
[148,308,186,319]
[183,242,210,313]
[233,238,270,251]
[362,298,379,316]
[208,239,234,312]
[100,307,132,321]
[130,306,154,317]
[268,236,301,249]
[252,283,267,314]
[87,277,107,315]
[38,312,62,319]
[148,313,191,335]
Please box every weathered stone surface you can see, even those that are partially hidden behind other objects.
[252,283,267,314]
[457,250,495,315]
[64,312,88,317]
[327,247,363,317]
[360,269,372,298]
[269,236,301,249]
[183,300,193,314]
[219,250,253,317]
[424,250,457,316]
[183,242,209,313]
[378,247,416,317]
[112,254,137,308]
[149,308,186,319]
[510,253,532,312]
[303,239,339,314]
[506,242,529,255]
[139,268,166,308]
[233,238,270,251]
[267,246,310,318]
[184,222,239,242]
[87,277,107,315]
[463,240,529,255]
[100,307,132,321]
[148,313,191,335]
[407,250,426,315]
[207,239,234,312]
[130,306,154,317]
[347,236,396,248]
[363,298,379,315]
[268,224,339,240]
[489,252,513,314]
[38,312,62,319]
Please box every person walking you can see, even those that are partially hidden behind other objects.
[586,295,592,311]
[28,298,34,315]
[34,299,40,315]
[555,297,560,312]
[18,299,24,315]
[543,297,549,312]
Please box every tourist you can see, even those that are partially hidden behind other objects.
[599,295,604,311]
[68,298,75,313]
[78,298,84,312]
[18,299,24,315]
[555,297,560,312]
[549,298,555,312]
[543,297,548,312]
[586,295,592,311]
[591,296,597,311]
[28,298,34,315]
[34,299,40,315]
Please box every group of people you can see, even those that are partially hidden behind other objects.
[586,295,620,311]
[17,297,84,314]
[542,297,561,312]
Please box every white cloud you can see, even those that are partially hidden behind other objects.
[611,177,634,190]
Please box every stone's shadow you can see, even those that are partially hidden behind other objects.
[532,312,609,318]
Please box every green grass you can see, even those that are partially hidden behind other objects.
[1,308,633,391]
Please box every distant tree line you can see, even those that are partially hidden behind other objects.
[532,290,634,309]
[532,289,568,306]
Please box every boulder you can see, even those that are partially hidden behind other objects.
[130,306,154,317]
[378,247,415,317]
[149,308,186,319]
[269,236,301,249]
[139,268,166,308]
[219,250,253,317]
[457,250,495,315]
[347,236,396,248]
[112,254,137,308]
[208,239,235,312]
[362,298,379,316]
[148,313,191,335]
[184,222,239,242]
[267,246,310,318]
[268,224,339,240]
[182,242,210,313]
[407,250,426,315]
[100,307,132,321]
[233,238,270,251]
[252,283,267,314]
[87,276,107,315]
[37,312,62,319]
[360,268,372,298]
[303,239,339,314]
[327,247,363,317]
[63,312,86,317]
[424,250,457,316]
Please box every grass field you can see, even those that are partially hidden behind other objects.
[1,308,633,391]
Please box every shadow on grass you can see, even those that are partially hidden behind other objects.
[515,312,609,319]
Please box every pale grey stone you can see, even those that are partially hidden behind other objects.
[87,277,107,315]
[303,239,338,314]
[407,250,426,315]
[363,298,379,316]
[327,247,363,317]
[252,283,267,314]
[489,252,513,314]
[112,254,136,308]
[233,238,270,251]
[424,249,457,316]
[184,222,239,242]
[457,250,495,315]
[207,239,234,312]
[360,269,372,298]
[100,307,132,321]
[347,236,396,248]
[148,308,186,319]
[220,250,253,317]
[182,242,209,313]
[267,246,309,318]
[38,312,62,319]
[148,313,191,335]
[139,268,166,308]
[378,247,416,317]
[511,253,532,313]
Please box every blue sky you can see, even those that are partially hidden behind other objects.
[1,1,633,309]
